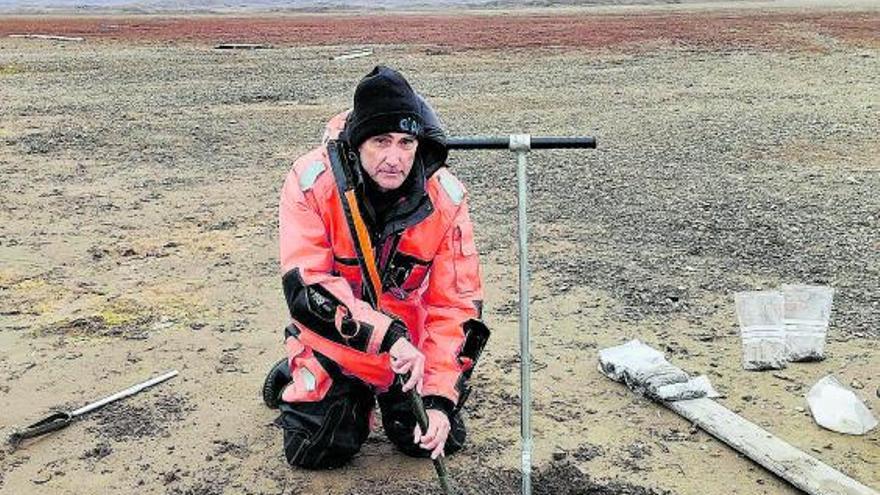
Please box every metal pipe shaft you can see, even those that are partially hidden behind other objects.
[72,370,179,417]
[510,134,532,495]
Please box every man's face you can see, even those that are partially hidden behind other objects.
[358,132,418,192]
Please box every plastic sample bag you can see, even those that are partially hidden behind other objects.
[735,291,787,371]
[598,340,720,402]
[781,284,833,362]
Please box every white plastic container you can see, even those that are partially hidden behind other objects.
[781,284,833,362]
[735,291,786,371]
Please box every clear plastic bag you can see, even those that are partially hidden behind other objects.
[781,285,833,362]
[735,291,786,370]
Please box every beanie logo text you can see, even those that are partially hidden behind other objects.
[398,117,422,136]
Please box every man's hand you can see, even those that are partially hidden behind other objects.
[389,339,424,393]
[413,409,450,460]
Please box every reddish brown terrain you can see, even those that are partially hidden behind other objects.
[1,10,877,50]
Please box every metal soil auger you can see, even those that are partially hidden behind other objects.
[327,132,594,494]
[447,135,597,495]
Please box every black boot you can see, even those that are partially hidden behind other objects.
[262,358,291,409]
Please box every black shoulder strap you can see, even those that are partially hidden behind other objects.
[326,139,382,309]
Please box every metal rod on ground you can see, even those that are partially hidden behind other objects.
[72,370,179,416]
[407,388,453,495]
[399,373,453,495]
[446,134,597,495]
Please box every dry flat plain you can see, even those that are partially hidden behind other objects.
[1,3,879,495]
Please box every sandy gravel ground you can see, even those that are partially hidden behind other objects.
[1,4,878,495]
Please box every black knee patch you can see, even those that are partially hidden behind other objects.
[446,413,467,455]
[378,390,468,458]
[283,399,353,469]
[278,377,374,470]
[383,412,420,456]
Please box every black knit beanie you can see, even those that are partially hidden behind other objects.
[345,66,424,150]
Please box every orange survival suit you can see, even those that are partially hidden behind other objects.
[274,106,486,468]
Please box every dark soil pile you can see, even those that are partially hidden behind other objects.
[351,459,671,495]
[87,392,193,441]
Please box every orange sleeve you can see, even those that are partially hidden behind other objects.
[419,196,484,406]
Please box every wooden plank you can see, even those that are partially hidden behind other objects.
[332,49,373,61]
[213,43,271,50]
[667,398,878,495]
[9,34,84,42]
